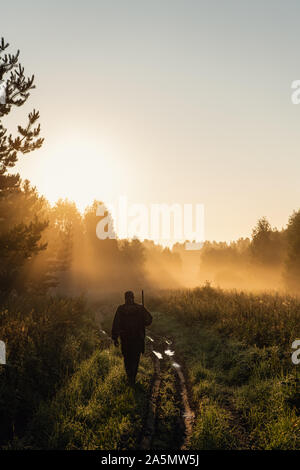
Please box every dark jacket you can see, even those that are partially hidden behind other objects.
[111,302,152,354]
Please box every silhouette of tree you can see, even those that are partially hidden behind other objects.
[284,210,300,291]
[251,217,284,266]
[0,37,46,298]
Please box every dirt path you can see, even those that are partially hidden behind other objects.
[97,322,195,450]
[139,332,195,450]
[174,364,195,449]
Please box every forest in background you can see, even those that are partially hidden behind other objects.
[2,183,300,301]
[1,34,300,301]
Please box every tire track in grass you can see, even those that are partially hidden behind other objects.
[140,350,161,450]
[97,326,155,450]
[98,323,195,450]
[140,333,195,449]
[97,326,161,450]
[172,361,195,449]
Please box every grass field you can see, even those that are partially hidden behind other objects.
[4,342,152,450]
[1,286,299,450]
[26,345,152,450]
[149,285,300,450]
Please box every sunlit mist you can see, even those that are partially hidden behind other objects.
[27,135,124,213]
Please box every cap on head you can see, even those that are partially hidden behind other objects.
[125,290,134,304]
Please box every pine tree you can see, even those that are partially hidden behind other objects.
[0,37,46,298]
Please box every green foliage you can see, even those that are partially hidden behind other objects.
[0,37,45,297]
[149,286,300,449]
[151,286,299,348]
[152,365,182,449]
[235,377,299,449]
[24,348,152,450]
[190,400,239,450]
[0,295,99,447]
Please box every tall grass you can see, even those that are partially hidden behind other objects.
[22,347,152,450]
[0,295,99,447]
[149,286,300,449]
[150,284,299,349]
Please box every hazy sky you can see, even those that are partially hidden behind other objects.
[2,0,300,241]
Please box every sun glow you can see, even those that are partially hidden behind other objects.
[37,136,123,212]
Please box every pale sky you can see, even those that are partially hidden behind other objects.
[2,0,300,241]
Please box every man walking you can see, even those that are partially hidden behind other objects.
[112,291,152,385]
